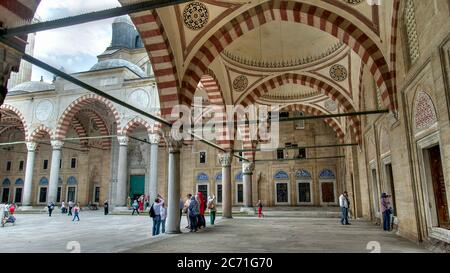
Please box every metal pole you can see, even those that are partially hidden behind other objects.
[254,155,345,162]
[236,143,358,153]
[1,0,191,37]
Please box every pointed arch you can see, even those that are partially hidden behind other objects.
[0,104,28,137]
[182,1,395,113]
[122,116,153,136]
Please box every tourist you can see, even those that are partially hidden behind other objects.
[72,203,80,221]
[150,194,164,236]
[131,199,139,215]
[207,195,217,225]
[160,201,167,234]
[61,200,67,214]
[47,201,55,217]
[381,193,392,231]
[68,200,74,216]
[104,200,109,215]
[179,197,184,223]
[144,196,150,210]
[257,200,264,218]
[184,194,192,229]
[9,203,15,215]
[127,196,131,209]
[188,195,199,232]
[339,191,350,225]
[138,195,144,212]
[196,192,206,229]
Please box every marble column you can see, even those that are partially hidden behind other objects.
[22,142,37,207]
[148,133,160,203]
[219,153,233,218]
[242,162,255,212]
[116,136,129,207]
[166,137,183,234]
[48,140,64,203]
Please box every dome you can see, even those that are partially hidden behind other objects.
[113,16,133,25]
[90,59,146,78]
[9,81,55,93]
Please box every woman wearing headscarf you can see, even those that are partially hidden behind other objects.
[188,195,199,232]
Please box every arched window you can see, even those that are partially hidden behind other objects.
[196,172,209,182]
[39,177,48,186]
[67,176,77,185]
[215,172,222,203]
[15,178,24,185]
[274,171,290,204]
[2,178,11,186]
[296,169,312,204]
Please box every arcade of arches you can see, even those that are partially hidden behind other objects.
[1,0,450,247]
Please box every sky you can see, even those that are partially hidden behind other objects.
[31,0,121,82]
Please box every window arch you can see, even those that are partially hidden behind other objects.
[67,176,77,185]
[39,177,48,186]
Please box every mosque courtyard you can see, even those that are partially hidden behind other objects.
[0,210,429,253]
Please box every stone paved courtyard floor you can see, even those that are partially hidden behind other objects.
[0,211,429,253]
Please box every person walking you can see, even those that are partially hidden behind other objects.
[72,203,80,221]
[131,200,140,215]
[47,201,55,217]
[207,195,217,225]
[197,192,206,229]
[9,203,15,215]
[188,195,199,232]
[104,200,109,215]
[144,196,150,211]
[256,200,264,218]
[138,195,144,212]
[184,194,192,229]
[68,200,74,216]
[381,193,392,231]
[150,194,164,236]
[339,191,350,225]
[61,201,66,214]
[160,202,167,234]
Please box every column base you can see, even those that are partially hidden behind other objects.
[240,207,256,215]
[18,206,34,211]
[165,230,181,234]
[111,206,130,214]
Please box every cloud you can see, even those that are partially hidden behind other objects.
[31,0,122,81]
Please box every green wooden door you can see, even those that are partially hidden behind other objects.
[129,175,145,202]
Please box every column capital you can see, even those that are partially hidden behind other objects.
[51,140,64,150]
[218,153,232,167]
[242,161,255,175]
[26,141,38,152]
[167,138,183,153]
[148,133,161,144]
[117,136,129,146]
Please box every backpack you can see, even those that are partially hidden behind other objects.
[149,204,155,218]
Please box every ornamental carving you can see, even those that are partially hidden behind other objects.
[242,162,255,174]
[232,75,248,92]
[414,91,437,132]
[329,64,348,82]
[183,2,209,31]
[26,141,38,151]
[324,99,337,112]
[218,153,232,167]
[148,133,161,144]
[50,140,64,150]
[117,136,129,146]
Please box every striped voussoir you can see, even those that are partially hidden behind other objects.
[55,94,121,145]
[29,125,52,142]
[389,0,400,110]
[77,108,111,149]
[122,116,154,136]
[131,10,181,120]
[182,1,396,112]
[241,73,361,143]
[281,104,345,143]
[71,116,89,147]
[199,74,233,150]
[0,104,28,138]
[239,125,257,161]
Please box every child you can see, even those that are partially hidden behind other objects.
[72,203,80,221]
[257,200,264,218]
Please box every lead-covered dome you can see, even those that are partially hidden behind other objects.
[89,59,146,77]
[9,81,55,93]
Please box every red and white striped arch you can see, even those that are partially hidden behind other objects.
[182,1,395,113]
[130,10,180,120]
[29,124,52,141]
[55,94,121,141]
[70,117,89,147]
[122,116,154,136]
[241,73,360,143]
[199,74,233,150]
[77,108,111,149]
[0,104,28,137]
[389,0,401,110]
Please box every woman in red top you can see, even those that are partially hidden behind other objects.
[9,203,15,215]
[138,195,144,212]
[197,192,206,229]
